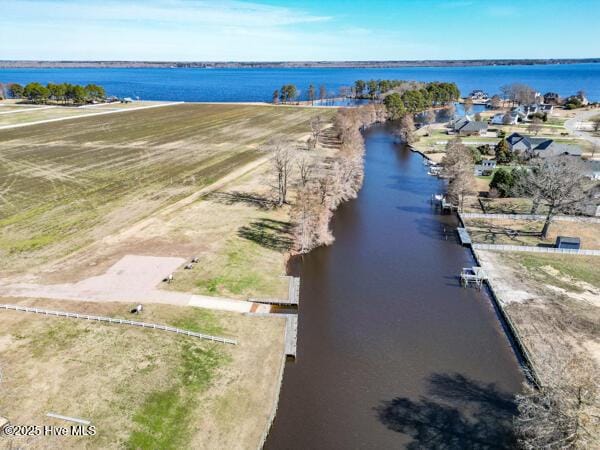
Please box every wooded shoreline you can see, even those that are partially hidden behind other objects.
[1,59,599,69]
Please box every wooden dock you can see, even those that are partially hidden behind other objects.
[456,227,472,246]
[250,276,300,306]
[284,315,298,358]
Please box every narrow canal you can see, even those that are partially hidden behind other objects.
[265,126,524,449]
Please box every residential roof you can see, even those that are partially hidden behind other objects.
[506,132,527,146]
[505,133,577,155]
[457,121,487,132]
[533,143,583,157]
[556,236,580,244]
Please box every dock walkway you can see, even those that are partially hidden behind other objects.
[284,315,298,358]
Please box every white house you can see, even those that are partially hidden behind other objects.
[474,159,496,176]
[468,90,489,101]
[491,112,519,125]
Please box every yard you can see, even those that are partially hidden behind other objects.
[0,298,285,449]
[0,103,331,299]
[503,252,600,291]
[476,250,600,440]
[463,217,600,249]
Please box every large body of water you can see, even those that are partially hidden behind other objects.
[266,127,524,449]
[1,63,599,102]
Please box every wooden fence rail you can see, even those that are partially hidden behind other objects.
[472,244,600,255]
[461,212,600,223]
[0,304,237,345]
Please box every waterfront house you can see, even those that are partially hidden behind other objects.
[468,90,489,101]
[451,116,488,136]
[491,111,519,125]
[514,104,554,117]
[543,92,561,105]
[474,159,496,176]
[538,104,554,114]
[505,132,582,158]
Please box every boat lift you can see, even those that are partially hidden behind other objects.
[460,266,487,289]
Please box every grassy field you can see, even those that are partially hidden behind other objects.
[0,298,285,450]
[503,253,600,292]
[0,104,45,111]
[464,217,600,248]
[0,103,329,277]
[0,107,105,126]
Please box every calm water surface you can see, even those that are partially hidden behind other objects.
[1,64,599,101]
[266,127,524,449]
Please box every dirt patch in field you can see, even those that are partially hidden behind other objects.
[477,250,600,374]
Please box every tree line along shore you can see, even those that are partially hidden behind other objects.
[0,81,107,104]
[0,58,599,68]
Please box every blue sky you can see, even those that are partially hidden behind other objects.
[1,0,599,61]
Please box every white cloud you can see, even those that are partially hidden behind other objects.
[1,0,439,61]
[5,0,331,27]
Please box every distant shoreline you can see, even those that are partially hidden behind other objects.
[1,59,599,69]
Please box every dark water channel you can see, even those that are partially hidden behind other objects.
[266,126,524,449]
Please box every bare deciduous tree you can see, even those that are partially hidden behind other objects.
[490,94,502,109]
[310,115,324,147]
[395,114,417,144]
[268,137,295,206]
[515,156,591,238]
[289,104,376,255]
[423,109,436,134]
[442,138,476,210]
[291,185,333,254]
[515,354,598,449]
[463,97,474,114]
[527,117,543,136]
[297,156,313,187]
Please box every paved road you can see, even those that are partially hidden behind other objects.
[564,109,600,148]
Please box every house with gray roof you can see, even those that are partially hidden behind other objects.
[491,111,520,125]
[505,132,582,158]
[450,116,488,136]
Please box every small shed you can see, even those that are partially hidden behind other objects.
[555,236,581,250]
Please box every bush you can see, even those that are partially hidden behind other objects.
[470,147,482,164]
[477,144,494,156]
[495,139,513,164]
[489,168,514,197]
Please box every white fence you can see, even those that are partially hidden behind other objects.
[461,213,600,223]
[0,304,237,345]
[472,244,600,255]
